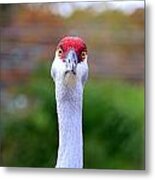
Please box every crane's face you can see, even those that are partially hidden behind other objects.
[51,36,88,87]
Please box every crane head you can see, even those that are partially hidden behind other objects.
[51,36,88,87]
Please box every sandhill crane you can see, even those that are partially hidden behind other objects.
[51,36,88,168]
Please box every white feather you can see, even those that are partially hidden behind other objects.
[51,52,88,168]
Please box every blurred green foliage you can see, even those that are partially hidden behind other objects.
[84,79,144,169]
[1,62,144,169]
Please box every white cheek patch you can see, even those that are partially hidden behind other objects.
[76,58,88,86]
[51,56,66,81]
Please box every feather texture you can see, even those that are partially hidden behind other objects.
[51,36,88,168]
[55,80,83,168]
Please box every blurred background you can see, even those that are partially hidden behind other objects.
[0,1,144,169]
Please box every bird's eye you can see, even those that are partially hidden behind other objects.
[57,48,63,57]
[81,51,87,60]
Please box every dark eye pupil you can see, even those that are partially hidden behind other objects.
[81,52,85,58]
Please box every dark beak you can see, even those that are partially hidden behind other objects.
[65,49,78,75]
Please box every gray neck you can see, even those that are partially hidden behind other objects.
[55,81,83,168]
